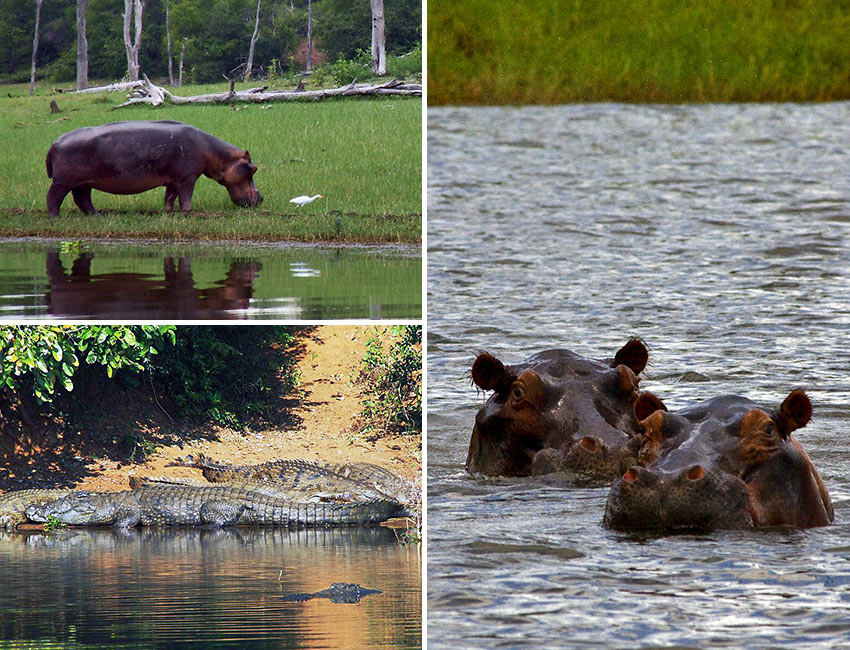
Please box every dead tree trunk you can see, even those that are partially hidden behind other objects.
[370,0,386,75]
[123,0,145,81]
[244,0,262,81]
[305,0,313,73]
[165,0,174,86]
[29,0,43,96]
[76,0,89,90]
[178,38,187,87]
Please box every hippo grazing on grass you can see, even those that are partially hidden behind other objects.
[467,339,662,482]
[46,120,263,217]
[604,389,833,531]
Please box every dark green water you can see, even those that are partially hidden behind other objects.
[0,239,421,320]
[0,527,421,649]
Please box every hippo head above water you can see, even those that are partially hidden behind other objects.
[467,339,660,481]
[604,389,834,531]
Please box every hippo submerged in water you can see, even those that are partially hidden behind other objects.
[604,389,833,531]
[46,120,263,217]
[467,339,663,483]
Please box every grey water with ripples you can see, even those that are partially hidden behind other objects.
[427,103,850,649]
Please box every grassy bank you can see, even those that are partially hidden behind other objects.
[428,0,850,105]
[0,83,421,243]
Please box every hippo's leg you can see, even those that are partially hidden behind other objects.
[71,187,99,215]
[176,178,198,212]
[164,185,178,211]
[47,182,71,217]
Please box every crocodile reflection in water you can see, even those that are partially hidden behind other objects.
[46,250,260,319]
[282,582,382,603]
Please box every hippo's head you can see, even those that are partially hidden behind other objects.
[604,390,834,531]
[466,339,651,479]
[219,150,263,208]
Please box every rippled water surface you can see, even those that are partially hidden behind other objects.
[427,104,850,648]
[0,238,421,320]
[0,527,421,649]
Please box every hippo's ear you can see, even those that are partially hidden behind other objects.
[634,392,667,421]
[637,409,666,465]
[471,352,507,392]
[612,338,648,375]
[243,150,251,160]
[614,364,639,396]
[775,389,812,437]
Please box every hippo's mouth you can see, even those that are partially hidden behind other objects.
[235,194,263,208]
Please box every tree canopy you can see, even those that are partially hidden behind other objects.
[1,0,420,84]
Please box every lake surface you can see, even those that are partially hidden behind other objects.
[0,238,421,320]
[427,103,850,648]
[0,527,421,649]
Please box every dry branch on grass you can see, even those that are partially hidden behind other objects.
[110,75,421,108]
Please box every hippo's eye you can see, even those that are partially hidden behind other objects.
[511,385,523,400]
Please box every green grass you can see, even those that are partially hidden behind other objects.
[0,83,421,243]
[428,0,850,104]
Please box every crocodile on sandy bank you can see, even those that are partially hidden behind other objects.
[25,484,406,528]
[281,582,382,603]
[168,454,417,504]
[0,489,74,530]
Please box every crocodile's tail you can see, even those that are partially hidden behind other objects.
[284,498,409,526]
[166,453,228,471]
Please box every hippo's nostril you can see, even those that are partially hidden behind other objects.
[687,465,706,481]
[579,436,600,453]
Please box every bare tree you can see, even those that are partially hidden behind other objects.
[178,38,187,87]
[29,0,44,96]
[165,0,174,86]
[370,0,386,75]
[244,0,262,81]
[305,0,312,73]
[123,0,146,81]
[76,0,89,90]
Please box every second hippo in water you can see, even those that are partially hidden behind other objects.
[46,120,263,216]
[467,338,663,483]
[604,389,833,531]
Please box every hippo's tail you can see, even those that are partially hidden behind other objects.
[45,148,53,179]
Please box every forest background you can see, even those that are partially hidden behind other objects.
[2,0,421,85]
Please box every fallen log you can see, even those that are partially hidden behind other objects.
[113,75,421,108]
[57,80,144,94]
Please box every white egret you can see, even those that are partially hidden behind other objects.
[290,194,324,207]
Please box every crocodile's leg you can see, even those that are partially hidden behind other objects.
[199,501,247,527]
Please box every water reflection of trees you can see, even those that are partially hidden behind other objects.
[0,527,421,648]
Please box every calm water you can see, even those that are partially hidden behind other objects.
[0,527,421,649]
[0,238,421,320]
[427,103,850,648]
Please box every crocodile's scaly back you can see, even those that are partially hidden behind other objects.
[0,489,74,530]
[168,454,416,504]
[26,484,406,528]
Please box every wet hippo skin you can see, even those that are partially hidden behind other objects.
[604,389,833,531]
[467,339,660,482]
[46,120,263,216]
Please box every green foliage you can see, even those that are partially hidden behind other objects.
[358,326,421,437]
[0,326,176,403]
[2,0,421,84]
[429,0,850,104]
[43,515,67,533]
[328,49,372,85]
[149,326,298,426]
[386,45,421,80]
